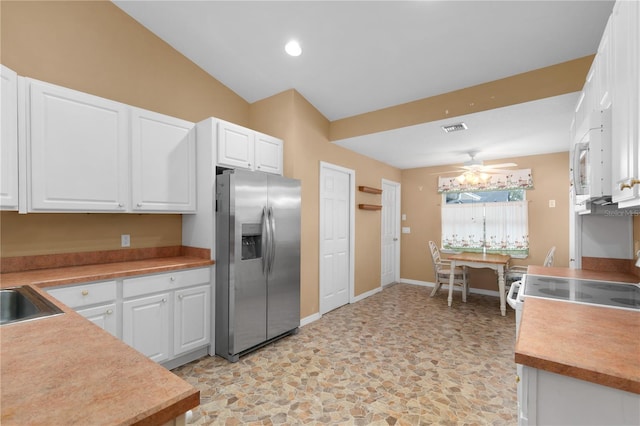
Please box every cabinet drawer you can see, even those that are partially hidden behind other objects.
[48,280,117,308]
[123,267,211,298]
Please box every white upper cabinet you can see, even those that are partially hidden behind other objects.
[217,120,255,170]
[611,0,640,206]
[255,132,283,175]
[217,119,283,175]
[130,108,196,212]
[1,65,19,210]
[27,78,129,212]
[595,16,613,109]
[24,77,196,213]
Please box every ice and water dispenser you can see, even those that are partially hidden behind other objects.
[241,223,262,260]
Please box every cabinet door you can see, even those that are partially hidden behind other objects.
[611,0,640,205]
[255,132,283,175]
[130,108,196,212]
[1,65,19,210]
[28,79,128,211]
[217,120,254,170]
[77,303,118,338]
[123,293,170,363]
[596,16,613,109]
[174,284,210,356]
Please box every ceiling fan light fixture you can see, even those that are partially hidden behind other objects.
[441,122,468,133]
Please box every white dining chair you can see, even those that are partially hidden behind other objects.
[428,241,468,301]
[506,246,556,284]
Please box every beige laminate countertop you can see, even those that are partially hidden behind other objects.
[515,266,640,394]
[0,256,214,425]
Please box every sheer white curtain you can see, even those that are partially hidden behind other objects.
[442,201,529,255]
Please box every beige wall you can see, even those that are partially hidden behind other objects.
[330,56,593,141]
[2,1,618,315]
[0,1,401,319]
[401,152,570,291]
[0,0,250,255]
[250,90,402,318]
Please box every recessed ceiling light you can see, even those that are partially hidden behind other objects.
[285,40,302,57]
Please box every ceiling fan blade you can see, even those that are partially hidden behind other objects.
[482,162,517,169]
[482,168,517,174]
[429,170,464,175]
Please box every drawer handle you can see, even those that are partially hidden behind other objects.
[170,276,176,282]
[106,309,113,315]
[620,178,640,190]
[178,294,183,300]
[162,298,167,303]
[81,290,89,296]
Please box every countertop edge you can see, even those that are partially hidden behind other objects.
[1,256,212,424]
[514,351,640,395]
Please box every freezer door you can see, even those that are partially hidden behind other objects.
[266,174,301,339]
[229,169,269,355]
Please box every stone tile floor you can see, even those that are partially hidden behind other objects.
[172,283,518,425]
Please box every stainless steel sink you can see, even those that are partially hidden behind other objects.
[0,286,63,325]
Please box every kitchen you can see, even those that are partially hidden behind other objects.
[1,1,639,425]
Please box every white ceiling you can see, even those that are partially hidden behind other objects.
[113,0,614,169]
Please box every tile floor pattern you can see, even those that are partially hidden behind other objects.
[173,284,518,425]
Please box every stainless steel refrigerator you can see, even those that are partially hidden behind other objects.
[215,168,301,362]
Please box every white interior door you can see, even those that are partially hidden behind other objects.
[381,179,400,286]
[319,162,354,314]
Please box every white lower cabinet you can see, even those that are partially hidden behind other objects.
[123,293,171,363]
[174,285,210,356]
[122,267,211,367]
[47,267,212,368]
[518,365,640,426]
[47,280,118,338]
[76,303,117,337]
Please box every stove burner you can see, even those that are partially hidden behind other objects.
[583,282,637,292]
[611,298,640,308]
[537,288,593,299]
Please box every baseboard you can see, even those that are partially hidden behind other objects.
[300,312,322,327]
[352,286,382,303]
[399,278,501,298]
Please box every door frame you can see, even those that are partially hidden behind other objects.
[381,179,401,286]
[318,161,355,314]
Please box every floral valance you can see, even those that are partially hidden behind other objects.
[437,169,533,193]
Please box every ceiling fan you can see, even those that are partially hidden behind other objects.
[444,151,517,175]
[440,151,517,184]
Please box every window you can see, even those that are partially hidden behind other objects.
[441,189,528,256]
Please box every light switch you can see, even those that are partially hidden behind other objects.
[402,227,411,234]
[401,214,407,221]
[549,200,556,208]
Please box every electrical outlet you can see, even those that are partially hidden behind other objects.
[549,200,556,208]
[121,234,130,247]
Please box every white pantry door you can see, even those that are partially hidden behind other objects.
[381,180,400,286]
[319,162,354,314]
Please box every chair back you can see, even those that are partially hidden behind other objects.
[543,246,556,267]
[428,241,442,272]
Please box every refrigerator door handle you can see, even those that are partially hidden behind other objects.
[268,206,276,274]
[261,206,269,275]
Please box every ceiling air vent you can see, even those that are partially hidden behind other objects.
[441,122,468,133]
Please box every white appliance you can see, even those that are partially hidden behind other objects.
[572,108,612,215]
[509,274,640,426]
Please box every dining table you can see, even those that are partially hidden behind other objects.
[448,252,511,316]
